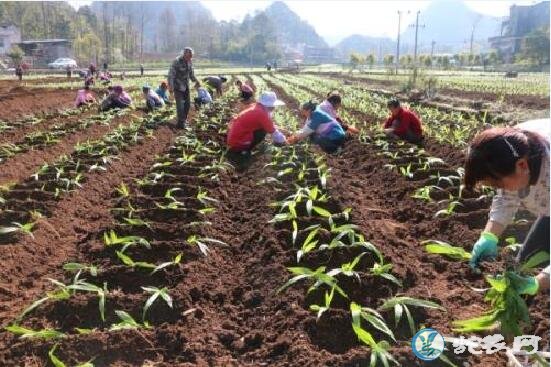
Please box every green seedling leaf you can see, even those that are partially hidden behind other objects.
[422,240,471,261]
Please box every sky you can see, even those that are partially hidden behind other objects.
[69,0,539,45]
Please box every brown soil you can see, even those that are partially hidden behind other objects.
[0,80,546,367]
[0,86,77,120]
[0,110,145,186]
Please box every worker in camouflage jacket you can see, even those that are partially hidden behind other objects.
[168,47,200,128]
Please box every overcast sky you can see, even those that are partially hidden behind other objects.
[69,0,539,45]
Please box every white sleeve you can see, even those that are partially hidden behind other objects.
[488,189,521,226]
[296,125,315,139]
[271,130,286,144]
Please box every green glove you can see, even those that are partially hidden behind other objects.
[509,273,539,296]
[469,232,499,270]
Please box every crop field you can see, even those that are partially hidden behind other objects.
[0,70,548,366]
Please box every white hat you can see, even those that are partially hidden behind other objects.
[258,91,285,108]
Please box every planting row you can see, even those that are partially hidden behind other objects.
[0,94,239,365]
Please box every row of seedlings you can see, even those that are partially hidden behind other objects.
[2,94,239,365]
[251,75,449,366]
[0,103,170,244]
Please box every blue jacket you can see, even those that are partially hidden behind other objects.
[307,109,345,141]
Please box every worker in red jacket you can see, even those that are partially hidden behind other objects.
[383,98,424,144]
[227,91,287,169]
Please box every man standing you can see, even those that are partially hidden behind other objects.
[168,47,200,128]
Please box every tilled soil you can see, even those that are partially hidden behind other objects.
[0,86,77,120]
[0,109,147,186]
[0,77,547,366]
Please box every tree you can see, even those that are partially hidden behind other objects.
[423,55,432,67]
[74,32,101,65]
[365,53,375,69]
[349,53,364,70]
[7,45,24,65]
[487,51,498,66]
[383,54,394,67]
[519,27,550,66]
[442,55,450,70]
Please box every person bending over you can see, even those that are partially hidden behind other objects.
[226,91,287,167]
[75,85,96,108]
[319,91,359,134]
[287,100,346,154]
[383,98,423,144]
[100,85,132,111]
[142,84,164,112]
[464,119,549,271]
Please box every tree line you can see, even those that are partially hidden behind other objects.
[0,1,282,65]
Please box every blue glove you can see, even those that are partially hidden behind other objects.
[469,232,499,270]
[508,273,539,296]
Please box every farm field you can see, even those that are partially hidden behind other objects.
[0,70,548,367]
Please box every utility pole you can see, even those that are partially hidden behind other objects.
[395,11,402,75]
[430,40,436,68]
[409,10,425,85]
[470,16,482,64]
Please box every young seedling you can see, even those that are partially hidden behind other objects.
[109,310,149,331]
[297,227,320,262]
[435,200,463,217]
[151,253,183,274]
[0,221,36,238]
[399,164,414,179]
[454,252,549,339]
[380,296,445,336]
[326,252,367,282]
[66,280,108,321]
[49,344,94,367]
[370,260,402,287]
[115,182,130,198]
[350,302,398,367]
[186,235,227,256]
[116,251,156,271]
[309,286,335,320]
[422,240,471,261]
[5,325,66,340]
[277,266,347,298]
[63,262,99,277]
[141,286,173,321]
[103,230,151,252]
[411,185,443,202]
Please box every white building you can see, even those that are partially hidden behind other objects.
[0,24,21,55]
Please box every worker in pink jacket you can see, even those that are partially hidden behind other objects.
[75,85,96,108]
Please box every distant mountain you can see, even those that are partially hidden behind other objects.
[336,35,396,59]
[263,1,328,48]
[399,0,503,53]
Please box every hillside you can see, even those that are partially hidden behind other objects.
[264,1,328,48]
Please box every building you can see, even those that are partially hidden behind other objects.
[0,24,21,55]
[303,45,337,64]
[489,1,550,62]
[16,39,72,67]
